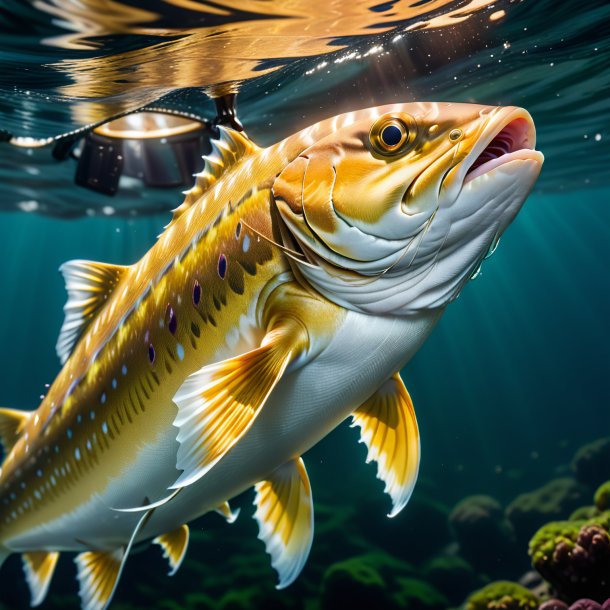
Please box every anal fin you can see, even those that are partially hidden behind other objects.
[253,457,314,589]
[75,507,154,610]
[22,551,60,607]
[153,525,189,576]
[351,372,420,518]
[215,501,240,524]
[75,548,124,610]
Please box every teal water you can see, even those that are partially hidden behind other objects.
[0,0,609,609]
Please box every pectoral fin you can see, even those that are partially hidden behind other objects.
[172,321,308,489]
[22,551,59,607]
[154,525,189,576]
[253,458,314,589]
[351,372,420,518]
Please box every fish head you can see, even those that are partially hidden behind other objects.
[273,102,543,314]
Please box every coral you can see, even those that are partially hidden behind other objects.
[594,482,610,512]
[423,555,483,604]
[449,495,519,577]
[539,601,569,610]
[572,439,610,489]
[570,506,599,521]
[506,478,587,544]
[465,581,539,610]
[529,513,610,601]
[568,601,602,610]
[393,577,449,610]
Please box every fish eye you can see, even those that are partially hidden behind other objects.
[369,113,417,157]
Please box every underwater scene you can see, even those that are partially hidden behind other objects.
[0,1,609,609]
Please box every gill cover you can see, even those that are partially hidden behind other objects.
[272,112,436,273]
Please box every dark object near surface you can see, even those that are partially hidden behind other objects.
[76,112,211,195]
[75,133,124,195]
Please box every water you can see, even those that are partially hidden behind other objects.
[0,1,609,609]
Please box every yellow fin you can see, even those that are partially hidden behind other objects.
[172,322,307,489]
[0,408,31,455]
[253,457,314,589]
[215,501,240,524]
[169,126,260,226]
[56,260,128,365]
[22,551,60,607]
[153,524,189,576]
[75,548,124,610]
[351,372,420,518]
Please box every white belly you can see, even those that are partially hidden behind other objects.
[8,309,440,552]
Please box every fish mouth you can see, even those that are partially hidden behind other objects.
[464,111,544,184]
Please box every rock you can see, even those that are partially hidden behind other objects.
[529,512,610,602]
[320,554,398,610]
[393,577,449,610]
[422,555,483,605]
[449,495,519,577]
[506,478,588,545]
[465,581,539,610]
[572,439,610,489]
[595,482,610,512]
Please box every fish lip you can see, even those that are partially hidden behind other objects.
[462,108,544,185]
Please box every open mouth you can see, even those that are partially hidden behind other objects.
[464,117,540,184]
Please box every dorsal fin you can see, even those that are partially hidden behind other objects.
[56,260,128,365]
[169,127,260,226]
[0,408,31,455]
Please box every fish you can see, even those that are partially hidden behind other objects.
[0,102,543,609]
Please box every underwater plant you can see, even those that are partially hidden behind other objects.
[465,580,540,610]
[529,513,610,601]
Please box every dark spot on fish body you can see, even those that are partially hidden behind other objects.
[218,253,227,279]
[235,222,242,239]
[192,280,201,306]
[166,345,177,363]
[212,294,222,311]
[228,265,245,295]
[148,343,156,363]
[239,259,257,276]
[166,304,178,335]
[191,322,201,338]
